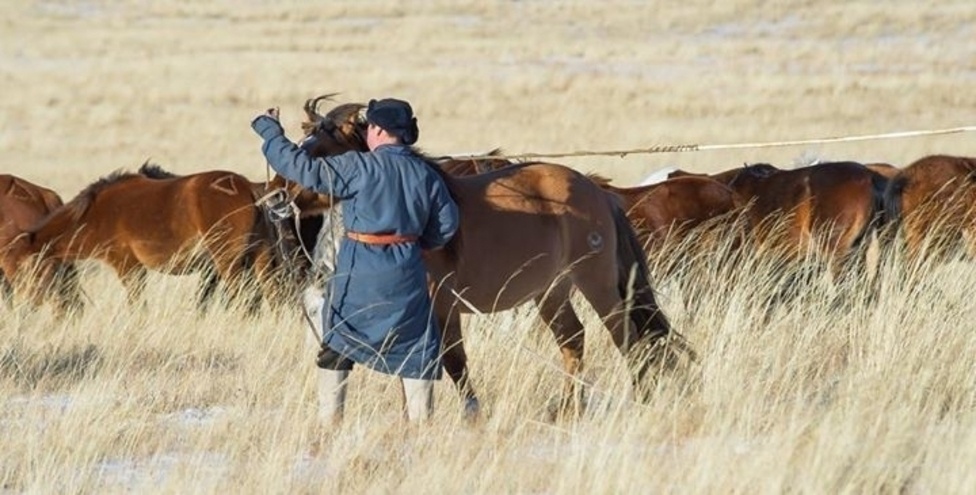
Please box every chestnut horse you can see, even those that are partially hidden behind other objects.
[587,173,743,251]
[5,166,279,313]
[138,163,330,305]
[0,174,83,313]
[723,161,890,274]
[884,154,976,260]
[297,96,692,413]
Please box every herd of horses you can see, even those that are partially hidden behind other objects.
[3,93,975,413]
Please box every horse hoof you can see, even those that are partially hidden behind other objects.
[462,397,480,422]
[545,393,588,421]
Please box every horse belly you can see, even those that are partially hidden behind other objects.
[130,238,205,273]
[433,239,565,313]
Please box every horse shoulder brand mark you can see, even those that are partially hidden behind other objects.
[587,231,604,251]
[209,175,240,196]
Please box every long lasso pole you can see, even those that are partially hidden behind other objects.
[448,125,976,162]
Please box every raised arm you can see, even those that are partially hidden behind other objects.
[251,114,361,198]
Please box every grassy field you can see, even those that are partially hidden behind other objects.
[2,0,976,493]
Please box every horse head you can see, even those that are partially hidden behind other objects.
[2,229,85,316]
[299,94,369,158]
[262,174,334,216]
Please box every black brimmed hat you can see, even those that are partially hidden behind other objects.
[366,98,419,145]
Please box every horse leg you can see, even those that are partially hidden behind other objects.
[196,265,219,314]
[436,303,480,420]
[0,273,12,309]
[535,280,587,418]
[119,265,148,309]
[211,246,262,317]
[249,244,280,312]
[574,266,674,400]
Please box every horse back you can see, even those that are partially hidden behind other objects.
[457,162,605,216]
[893,154,976,223]
[64,170,261,249]
[625,176,738,235]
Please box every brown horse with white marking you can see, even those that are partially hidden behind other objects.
[5,166,279,313]
[0,174,83,313]
[136,163,328,308]
[297,95,693,414]
[884,154,976,260]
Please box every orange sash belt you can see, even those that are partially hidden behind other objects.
[346,231,419,245]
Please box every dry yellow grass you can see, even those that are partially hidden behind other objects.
[2,1,976,493]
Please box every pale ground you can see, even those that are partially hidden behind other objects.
[2,1,976,493]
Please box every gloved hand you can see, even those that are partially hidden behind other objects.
[251,107,284,140]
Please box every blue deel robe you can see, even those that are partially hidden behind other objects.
[252,115,459,380]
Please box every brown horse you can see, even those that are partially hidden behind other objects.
[5,166,279,313]
[588,173,744,250]
[884,154,976,260]
[0,174,83,312]
[297,95,692,414]
[723,161,889,273]
[138,163,333,303]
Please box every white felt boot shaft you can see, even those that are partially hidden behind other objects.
[303,287,325,345]
[318,369,349,424]
[401,378,434,422]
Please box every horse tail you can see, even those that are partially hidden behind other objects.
[849,170,895,284]
[610,199,696,367]
[853,170,893,243]
[883,174,906,228]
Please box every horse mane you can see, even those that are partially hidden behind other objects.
[743,162,780,177]
[138,161,179,179]
[30,169,141,233]
[410,147,462,200]
[325,102,366,126]
[586,172,613,186]
[305,101,369,153]
[430,148,505,163]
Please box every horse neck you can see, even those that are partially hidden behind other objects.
[26,205,90,259]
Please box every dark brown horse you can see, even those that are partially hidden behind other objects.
[588,173,744,250]
[299,95,517,177]
[297,95,693,414]
[5,167,279,313]
[723,161,889,273]
[667,163,782,186]
[884,154,976,260]
[0,174,83,313]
